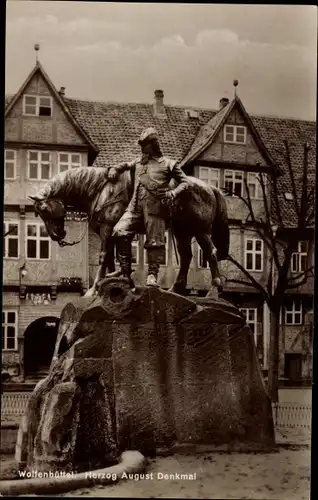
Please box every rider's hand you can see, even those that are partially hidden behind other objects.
[108,167,119,181]
[159,190,175,205]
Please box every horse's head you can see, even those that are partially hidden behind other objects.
[29,195,66,244]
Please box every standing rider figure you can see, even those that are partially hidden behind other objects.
[109,127,189,287]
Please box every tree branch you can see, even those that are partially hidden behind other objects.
[270,172,284,228]
[307,185,316,205]
[224,182,281,271]
[242,177,257,224]
[275,242,294,297]
[222,186,256,225]
[227,254,270,302]
[283,139,301,219]
[286,273,314,290]
[258,172,272,227]
[305,208,315,226]
[299,142,309,226]
[4,227,16,237]
[287,265,314,283]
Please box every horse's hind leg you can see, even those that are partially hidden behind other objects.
[196,232,223,293]
[85,226,118,297]
[169,233,192,295]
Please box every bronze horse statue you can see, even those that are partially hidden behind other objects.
[29,166,229,296]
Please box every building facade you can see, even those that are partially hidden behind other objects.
[2,61,315,403]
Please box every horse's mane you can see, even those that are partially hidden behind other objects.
[33,167,132,207]
[34,168,108,201]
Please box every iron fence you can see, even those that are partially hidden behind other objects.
[273,402,312,429]
[0,391,313,430]
[1,392,32,423]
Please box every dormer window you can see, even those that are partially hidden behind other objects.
[224,125,247,144]
[28,151,51,180]
[23,95,52,117]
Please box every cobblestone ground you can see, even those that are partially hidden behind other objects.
[0,428,311,499]
[59,447,310,499]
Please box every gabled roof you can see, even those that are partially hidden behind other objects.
[5,62,99,164]
[4,90,316,227]
[179,95,276,169]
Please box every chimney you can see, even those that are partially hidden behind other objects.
[153,89,166,117]
[219,97,229,110]
[59,86,66,97]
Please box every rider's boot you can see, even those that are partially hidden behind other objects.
[146,247,165,287]
[116,236,134,288]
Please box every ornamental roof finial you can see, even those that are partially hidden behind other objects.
[34,43,40,63]
[233,79,239,97]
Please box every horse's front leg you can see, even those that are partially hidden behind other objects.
[196,233,222,293]
[85,263,103,297]
[169,233,192,295]
[99,241,122,280]
[85,225,117,297]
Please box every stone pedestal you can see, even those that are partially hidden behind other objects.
[17,278,275,473]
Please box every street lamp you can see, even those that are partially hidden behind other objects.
[19,263,28,279]
[19,262,28,299]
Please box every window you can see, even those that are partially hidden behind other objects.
[291,241,308,273]
[3,222,19,258]
[239,308,258,345]
[26,223,50,260]
[247,172,263,199]
[58,153,81,173]
[198,167,220,188]
[28,151,51,180]
[245,238,263,271]
[144,232,168,266]
[224,170,243,197]
[285,300,302,325]
[224,125,247,144]
[2,311,18,350]
[23,95,52,117]
[5,150,16,179]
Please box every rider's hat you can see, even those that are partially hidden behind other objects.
[138,127,159,146]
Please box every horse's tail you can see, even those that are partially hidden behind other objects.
[211,187,230,261]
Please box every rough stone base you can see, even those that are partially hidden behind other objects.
[17,278,275,473]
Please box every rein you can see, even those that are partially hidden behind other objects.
[58,185,126,248]
[58,223,88,247]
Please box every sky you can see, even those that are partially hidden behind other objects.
[5,2,318,120]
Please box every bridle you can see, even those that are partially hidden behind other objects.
[57,185,126,247]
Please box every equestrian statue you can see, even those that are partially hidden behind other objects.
[29,128,229,296]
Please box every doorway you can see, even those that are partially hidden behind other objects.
[24,316,60,379]
[284,353,302,383]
